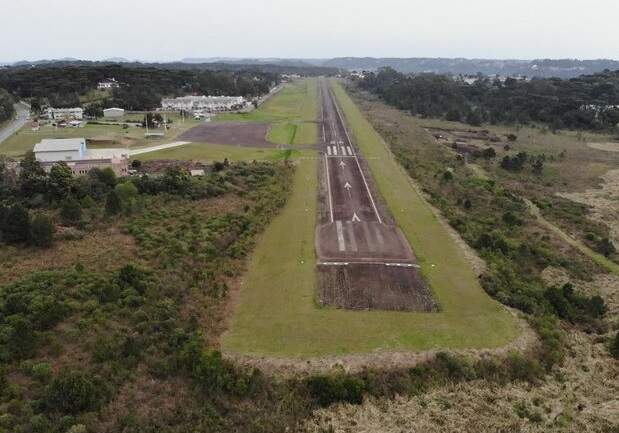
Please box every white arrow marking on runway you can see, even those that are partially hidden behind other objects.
[344,181,352,198]
[351,212,361,222]
[339,160,346,168]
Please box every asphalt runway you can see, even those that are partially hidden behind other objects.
[316,78,436,312]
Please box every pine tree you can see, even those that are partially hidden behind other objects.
[3,204,31,243]
[30,214,54,248]
[105,190,122,216]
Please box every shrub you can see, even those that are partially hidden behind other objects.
[30,214,54,247]
[306,373,366,407]
[610,331,619,359]
[43,370,104,414]
[2,204,30,243]
[60,197,82,226]
[105,190,122,215]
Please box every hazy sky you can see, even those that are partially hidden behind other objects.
[1,0,618,62]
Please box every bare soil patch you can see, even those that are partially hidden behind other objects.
[587,141,619,152]
[179,122,274,147]
[318,263,436,312]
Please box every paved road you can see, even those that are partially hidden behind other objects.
[0,103,29,145]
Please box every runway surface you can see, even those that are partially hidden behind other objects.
[315,79,436,311]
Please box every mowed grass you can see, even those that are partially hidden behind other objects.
[222,80,519,358]
[138,142,299,162]
[218,79,318,146]
[0,112,201,158]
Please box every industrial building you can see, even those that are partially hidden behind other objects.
[103,107,125,118]
[33,138,128,176]
[46,107,84,120]
[160,95,247,113]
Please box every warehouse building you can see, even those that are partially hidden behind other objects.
[103,107,125,118]
[161,95,247,112]
[33,138,128,176]
[46,107,84,120]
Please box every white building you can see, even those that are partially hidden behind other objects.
[34,138,87,162]
[46,107,84,120]
[160,95,247,113]
[103,107,125,118]
[97,78,119,89]
[33,138,128,176]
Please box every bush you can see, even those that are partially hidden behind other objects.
[43,370,105,414]
[609,331,619,359]
[30,214,54,247]
[1,204,30,243]
[105,190,122,215]
[60,197,82,226]
[306,373,366,407]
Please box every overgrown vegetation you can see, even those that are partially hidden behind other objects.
[0,88,14,123]
[0,65,278,111]
[359,68,619,131]
[348,81,612,356]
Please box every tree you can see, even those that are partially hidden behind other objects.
[49,162,73,200]
[114,181,138,213]
[445,108,462,122]
[60,197,82,225]
[105,190,122,215]
[30,214,54,247]
[131,159,142,169]
[466,110,482,126]
[19,151,47,198]
[43,370,104,414]
[2,204,30,243]
[84,103,103,118]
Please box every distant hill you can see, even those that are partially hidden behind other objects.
[4,57,619,79]
[320,57,619,78]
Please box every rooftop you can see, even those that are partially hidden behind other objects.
[33,138,86,153]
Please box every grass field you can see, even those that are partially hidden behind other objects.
[218,79,318,146]
[221,80,519,358]
[0,112,201,157]
[138,142,299,162]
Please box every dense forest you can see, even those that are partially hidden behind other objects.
[0,65,280,110]
[0,88,14,123]
[358,68,619,131]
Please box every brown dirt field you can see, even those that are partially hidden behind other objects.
[0,226,138,285]
[318,263,436,312]
[179,122,274,147]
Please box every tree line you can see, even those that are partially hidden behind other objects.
[358,67,619,131]
[0,65,280,111]
[0,88,14,123]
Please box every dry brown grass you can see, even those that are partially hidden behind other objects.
[558,168,619,247]
[0,225,138,286]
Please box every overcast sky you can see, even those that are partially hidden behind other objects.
[1,0,617,62]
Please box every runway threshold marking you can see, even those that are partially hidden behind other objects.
[324,155,334,223]
[327,146,332,156]
[346,222,358,252]
[336,220,346,251]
